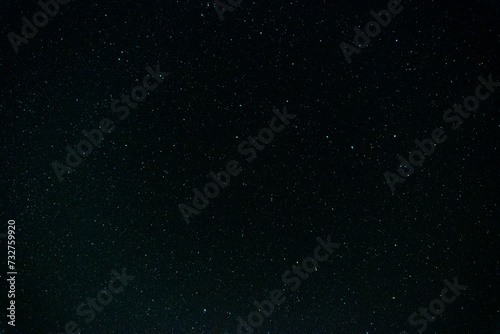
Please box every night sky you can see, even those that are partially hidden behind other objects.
[0,0,499,333]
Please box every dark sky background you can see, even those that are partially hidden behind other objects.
[0,0,499,333]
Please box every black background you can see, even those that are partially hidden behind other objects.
[0,0,499,333]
